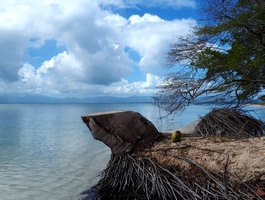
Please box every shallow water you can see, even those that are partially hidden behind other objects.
[0,103,264,199]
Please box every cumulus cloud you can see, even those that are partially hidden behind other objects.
[16,63,161,97]
[125,15,196,72]
[0,29,27,81]
[103,73,162,96]
[0,0,197,97]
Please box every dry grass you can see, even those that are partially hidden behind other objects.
[193,108,264,137]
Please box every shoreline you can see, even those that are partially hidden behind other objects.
[162,119,201,136]
[81,109,265,199]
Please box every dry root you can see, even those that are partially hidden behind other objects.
[84,153,265,200]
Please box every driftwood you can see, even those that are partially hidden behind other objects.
[81,108,265,200]
[81,111,163,154]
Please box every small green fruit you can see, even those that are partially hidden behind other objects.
[171,131,181,142]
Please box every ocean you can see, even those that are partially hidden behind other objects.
[0,103,264,200]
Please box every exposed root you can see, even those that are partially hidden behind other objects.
[92,154,200,200]
[84,153,265,200]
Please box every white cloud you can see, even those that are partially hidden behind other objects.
[0,0,197,97]
[129,14,164,24]
[0,29,28,81]
[14,64,162,97]
[103,73,162,96]
[125,16,196,72]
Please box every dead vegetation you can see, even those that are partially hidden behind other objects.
[82,108,265,199]
[193,108,264,137]
[85,151,265,200]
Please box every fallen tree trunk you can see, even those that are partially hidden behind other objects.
[81,110,163,154]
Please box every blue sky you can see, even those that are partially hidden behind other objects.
[0,0,200,98]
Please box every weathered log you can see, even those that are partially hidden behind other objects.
[81,110,163,154]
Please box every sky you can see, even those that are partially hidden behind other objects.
[0,0,201,98]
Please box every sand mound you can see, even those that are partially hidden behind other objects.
[141,135,265,181]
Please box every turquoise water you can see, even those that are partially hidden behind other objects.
[0,103,264,200]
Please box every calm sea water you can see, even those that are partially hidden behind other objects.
[0,103,264,200]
